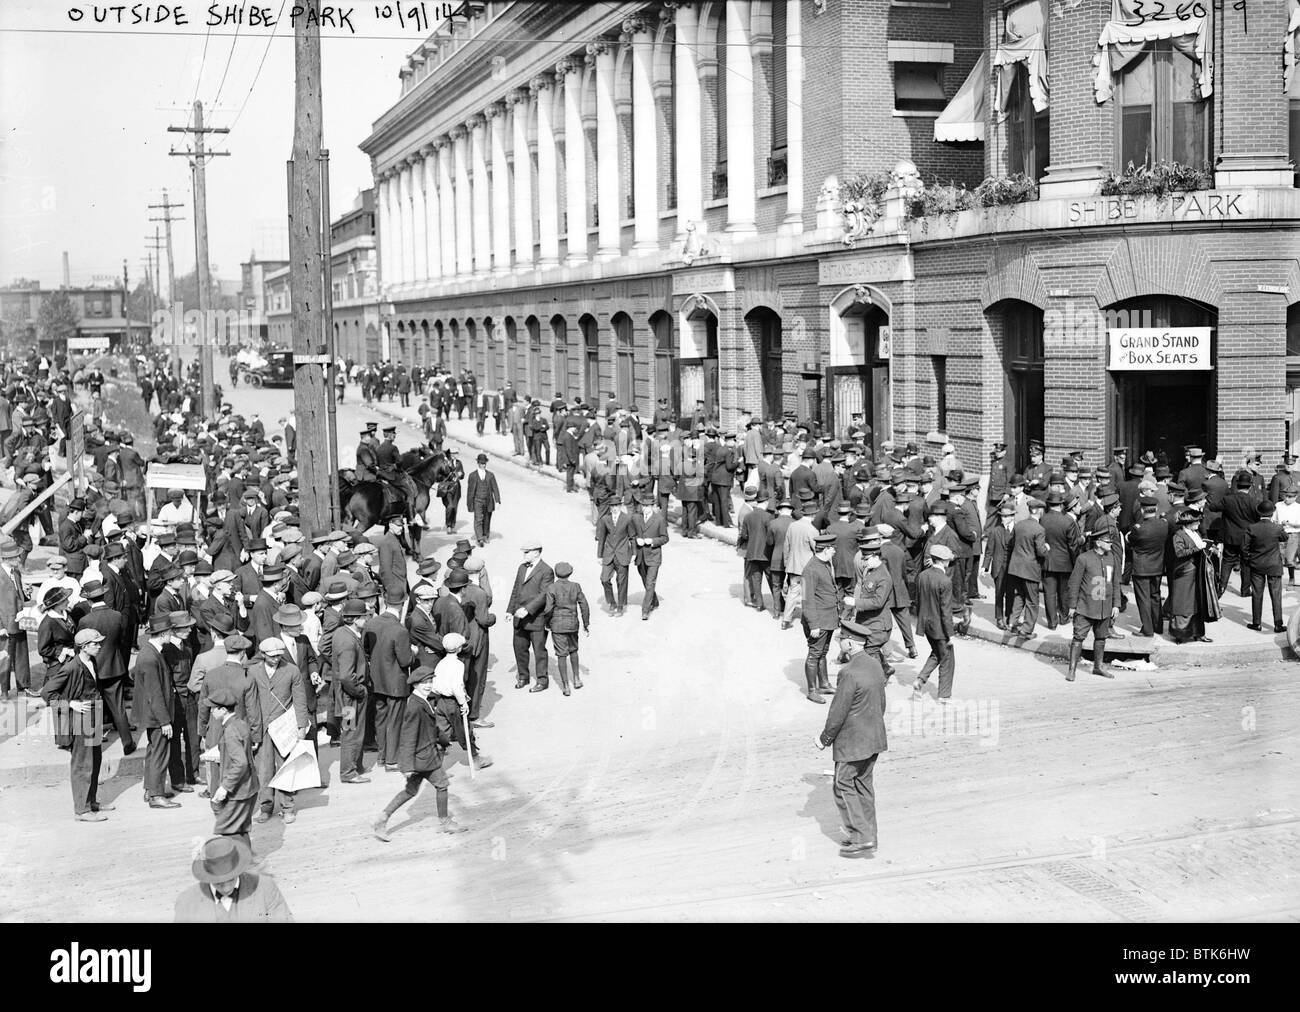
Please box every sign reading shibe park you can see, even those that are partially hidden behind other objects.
[1108,327,1212,371]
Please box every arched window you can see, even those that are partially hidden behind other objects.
[580,314,600,401]
[504,316,518,387]
[466,318,479,379]
[551,315,569,397]
[449,319,460,373]
[612,312,634,405]
[482,317,496,387]
[651,310,675,414]
[526,315,542,396]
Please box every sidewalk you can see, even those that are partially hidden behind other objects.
[368,399,1297,669]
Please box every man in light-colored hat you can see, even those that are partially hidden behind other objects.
[507,539,554,691]
[251,636,309,826]
[173,836,293,922]
[913,544,956,702]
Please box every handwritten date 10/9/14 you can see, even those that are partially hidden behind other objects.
[1121,2,1250,31]
[66,4,454,34]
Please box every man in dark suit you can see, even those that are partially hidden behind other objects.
[366,591,414,770]
[1127,497,1169,638]
[912,544,956,701]
[466,453,502,548]
[0,537,32,696]
[629,493,669,621]
[75,580,133,751]
[57,498,89,578]
[1065,528,1121,681]
[788,449,818,511]
[196,633,262,747]
[101,541,140,666]
[1040,491,1080,629]
[1244,500,1287,633]
[737,501,774,612]
[134,613,181,808]
[507,541,554,690]
[1117,462,1145,532]
[1006,499,1049,635]
[1217,473,1259,597]
[595,497,633,615]
[1177,446,1209,494]
[818,618,888,857]
[375,512,408,603]
[800,533,840,704]
[331,601,371,783]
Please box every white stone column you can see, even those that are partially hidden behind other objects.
[674,4,702,238]
[626,15,657,252]
[377,171,392,292]
[782,0,803,233]
[531,77,558,266]
[409,154,428,283]
[488,103,511,274]
[724,0,756,237]
[437,139,456,279]
[395,163,411,285]
[422,144,441,280]
[452,126,473,277]
[469,114,491,276]
[510,88,535,268]
[592,41,620,259]
[558,57,587,265]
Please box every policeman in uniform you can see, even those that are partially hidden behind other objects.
[848,529,895,683]
[354,427,379,483]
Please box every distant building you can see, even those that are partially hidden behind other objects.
[264,266,292,349]
[236,254,290,349]
[0,283,149,356]
[330,188,380,364]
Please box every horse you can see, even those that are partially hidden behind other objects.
[339,450,453,552]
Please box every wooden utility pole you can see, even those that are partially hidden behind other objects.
[121,259,130,351]
[144,229,166,351]
[148,191,185,375]
[288,9,339,531]
[169,102,229,418]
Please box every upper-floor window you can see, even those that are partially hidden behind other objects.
[1005,63,1048,181]
[770,0,788,185]
[1117,43,1211,170]
[894,63,947,115]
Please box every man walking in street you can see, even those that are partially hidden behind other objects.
[508,540,554,691]
[467,453,502,548]
[1244,500,1288,634]
[817,618,887,858]
[1064,529,1120,681]
[629,492,669,621]
[801,533,840,704]
[912,545,956,702]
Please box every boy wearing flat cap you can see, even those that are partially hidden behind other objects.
[545,562,590,696]
[205,683,259,847]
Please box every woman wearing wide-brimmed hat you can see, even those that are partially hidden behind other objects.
[37,585,77,694]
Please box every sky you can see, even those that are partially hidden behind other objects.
[0,1,431,292]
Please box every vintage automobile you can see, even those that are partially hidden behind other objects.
[239,349,294,388]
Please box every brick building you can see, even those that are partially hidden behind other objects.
[360,0,1299,474]
[0,283,149,355]
[328,188,381,365]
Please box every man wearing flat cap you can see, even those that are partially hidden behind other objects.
[204,681,259,846]
[332,599,372,783]
[1064,529,1121,681]
[817,618,888,857]
[173,836,293,923]
[43,627,109,820]
[913,544,957,701]
[57,497,89,578]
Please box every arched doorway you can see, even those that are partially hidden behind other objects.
[526,315,542,396]
[580,314,600,402]
[745,306,783,420]
[449,320,460,373]
[612,312,634,405]
[419,320,430,370]
[1288,303,1300,458]
[650,310,675,415]
[992,300,1045,474]
[551,315,570,397]
[1107,295,1216,474]
[432,321,444,368]
[828,286,890,455]
[466,319,479,380]
[678,296,720,423]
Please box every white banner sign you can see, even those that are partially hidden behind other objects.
[67,336,109,351]
[1108,327,1211,371]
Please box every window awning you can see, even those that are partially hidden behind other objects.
[934,52,987,143]
[993,0,1049,115]
[1286,0,1300,96]
[1093,0,1213,104]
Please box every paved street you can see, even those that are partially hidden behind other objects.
[1,371,1297,922]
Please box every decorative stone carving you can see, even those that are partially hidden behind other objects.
[484,102,504,119]
[620,13,650,41]
[681,221,712,266]
[554,56,578,77]
[450,125,467,141]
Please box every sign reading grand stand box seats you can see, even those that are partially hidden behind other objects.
[1107,327,1212,371]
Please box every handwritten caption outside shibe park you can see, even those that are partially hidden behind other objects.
[64,3,457,34]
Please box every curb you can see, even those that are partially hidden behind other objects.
[370,404,1293,670]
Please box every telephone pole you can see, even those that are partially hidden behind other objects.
[169,100,229,418]
[148,191,185,375]
[121,259,131,352]
[144,229,166,351]
[288,11,339,530]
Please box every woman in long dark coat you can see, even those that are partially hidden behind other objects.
[1169,508,1215,643]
